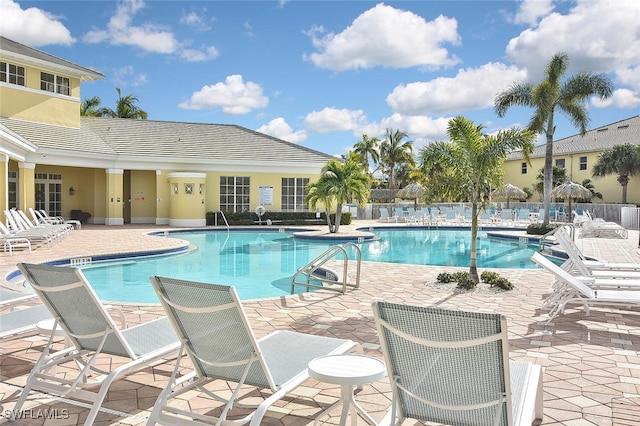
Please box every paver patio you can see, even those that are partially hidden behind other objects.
[1,222,639,425]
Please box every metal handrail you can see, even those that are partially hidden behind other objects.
[214,211,230,231]
[539,223,575,251]
[291,242,361,294]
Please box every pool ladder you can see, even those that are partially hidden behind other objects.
[291,242,361,294]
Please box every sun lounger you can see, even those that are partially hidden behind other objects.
[12,263,181,425]
[532,252,640,322]
[148,276,361,426]
[554,228,640,280]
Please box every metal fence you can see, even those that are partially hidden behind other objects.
[346,202,639,229]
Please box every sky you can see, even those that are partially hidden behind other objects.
[1,0,639,158]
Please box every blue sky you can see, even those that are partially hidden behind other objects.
[1,0,639,157]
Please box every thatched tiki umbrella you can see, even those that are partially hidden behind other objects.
[552,181,592,220]
[491,183,526,208]
[397,182,425,208]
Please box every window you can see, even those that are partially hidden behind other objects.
[521,162,527,174]
[555,159,565,168]
[281,178,309,211]
[8,171,18,209]
[579,156,587,171]
[220,176,250,212]
[0,62,25,86]
[40,72,70,95]
[35,173,62,216]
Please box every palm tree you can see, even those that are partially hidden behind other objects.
[98,88,148,119]
[353,134,380,176]
[592,143,640,204]
[80,96,103,117]
[305,157,370,233]
[495,52,613,225]
[534,166,567,198]
[578,178,602,202]
[418,116,535,282]
[380,129,414,190]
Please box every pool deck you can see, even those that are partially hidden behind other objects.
[1,221,640,425]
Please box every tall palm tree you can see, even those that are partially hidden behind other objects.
[418,116,535,282]
[494,52,612,225]
[380,128,414,190]
[592,143,640,204]
[98,88,148,119]
[353,134,380,176]
[305,157,370,233]
[80,96,103,117]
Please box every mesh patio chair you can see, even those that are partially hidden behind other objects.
[13,263,180,425]
[372,301,543,426]
[148,276,361,426]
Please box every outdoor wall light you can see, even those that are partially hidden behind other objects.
[69,186,76,196]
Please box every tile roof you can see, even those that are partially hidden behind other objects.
[0,116,335,167]
[0,36,104,81]
[507,115,640,160]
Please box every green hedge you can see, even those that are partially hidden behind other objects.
[205,211,352,226]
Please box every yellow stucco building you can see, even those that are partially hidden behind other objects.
[0,37,332,226]
[503,115,640,205]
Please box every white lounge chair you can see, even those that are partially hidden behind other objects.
[554,228,640,280]
[35,208,81,230]
[372,301,543,426]
[5,209,57,246]
[0,221,32,255]
[148,276,361,426]
[581,218,628,239]
[0,289,52,341]
[531,252,640,322]
[13,263,181,425]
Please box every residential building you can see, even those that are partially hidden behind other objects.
[504,115,640,205]
[0,36,332,226]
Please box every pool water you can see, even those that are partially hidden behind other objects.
[80,228,540,303]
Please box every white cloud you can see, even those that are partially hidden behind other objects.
[512,0,554,26]
[358,114,451,150]
[178,74,269,114]
[111,65,148,87]
[0,0,75,46]
[505,0,640,80]
[180,9,213,32]
[304,107,365,133]
[256,117,307,143]
[83,0,179,54]
[180,45,219,62]
[305,3,460,71]
[82,0,218,61]
[592,88,640,109]
[386,63,528,116]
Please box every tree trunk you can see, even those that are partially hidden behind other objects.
[325,211,333,232]
[469,202,479,283]
[542,117,555,225]
[622,183,628,204]
[334,204,342,233]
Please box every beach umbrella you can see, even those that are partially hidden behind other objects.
[491,183,526,208]
[552,181,592,219]
[397,182,425,207]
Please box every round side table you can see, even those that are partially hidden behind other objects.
[36,318,70,347]
[308,354,386,426]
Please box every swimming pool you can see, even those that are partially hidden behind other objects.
[79,228,541,303]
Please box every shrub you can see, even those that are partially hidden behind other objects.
[526,223,559,235]
[456,273,477,290]
[491,277,514,290]
[436,272,455,283]
[480,271,500,283]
